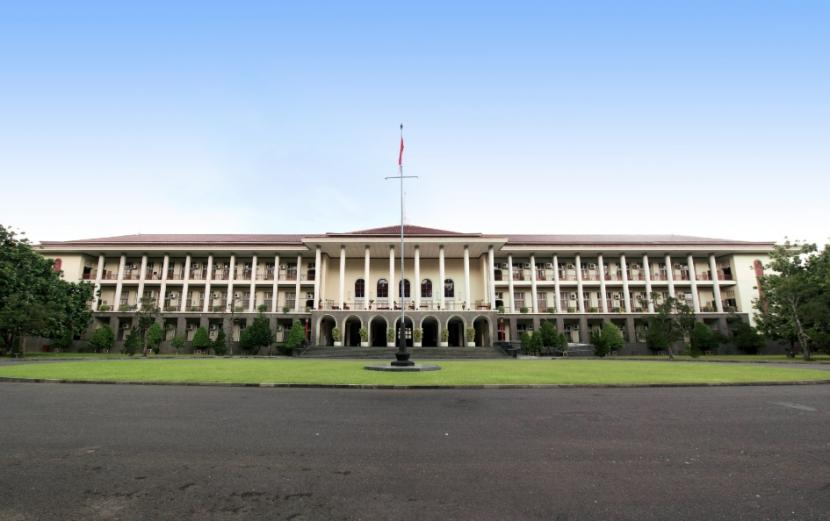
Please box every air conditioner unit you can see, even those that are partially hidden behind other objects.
[213,292,221,299]
[192,263,201,269]
[544,263,553,269]
[168,292,178,299]
[566,263,575,269]
[280,264,288,269]
[209,324,219,331]
[120,322,130,330]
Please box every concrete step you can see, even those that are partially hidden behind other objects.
[300,346,508,359]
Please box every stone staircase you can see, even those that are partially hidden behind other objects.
[299,345,508,359]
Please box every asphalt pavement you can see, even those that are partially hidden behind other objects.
[1,382,828,521]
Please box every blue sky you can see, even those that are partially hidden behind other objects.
[1,1,828,244]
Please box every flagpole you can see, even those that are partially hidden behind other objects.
[386,123,417,366]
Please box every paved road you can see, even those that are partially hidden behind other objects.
[1,383,828,521]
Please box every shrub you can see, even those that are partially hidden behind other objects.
[123,328,141,356]
[731,321,765,354]
[440,328,449,343]
[690,322,719,356]
[519,307,529,313]
[257,304,267,313]
[413,328,422,342]
[331,327,341,342]
[88,326,115,353]
[387,327,395,343]
[591,323,625,357]
[170,335,186,354]
[465,327,475,343]
[283,320,306,354]
[282,306,290,313]
[239,315,274,355]
[146,323,164,354]
[213,329,227,356]
[191,327,211,353]
[645,318,671,353]
[539,322,567,352]
[359,327,368,342]
[521,331,542,355]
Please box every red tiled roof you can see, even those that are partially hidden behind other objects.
[40,234,307,246]
[504,234,772,246]
[340,225,476,236]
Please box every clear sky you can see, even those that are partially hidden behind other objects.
[1,1,828,245]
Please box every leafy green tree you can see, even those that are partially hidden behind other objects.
[689,322,719,357]
[88,325,115,353]
[136,296,160,356]
[212,329,227,356]
[647,297,695,359]
[591,322,625,357]
[146,322,164,354]
[730,320,765,355]
[283,320,306,354]
[239,314,274,355]
[191,326,211,353]
[756,242,830,361]
[0,225,94,355]
[123,328,141,356]
[170,335,185,354]
[538,321,567,354]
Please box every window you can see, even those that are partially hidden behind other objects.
[399,279,411,298]
[444,279,454,298]
[377,279,388,298]
[421,279,432,298]
[355,279,365,298]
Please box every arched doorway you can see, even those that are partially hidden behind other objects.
[473,316,490,347]
[370,316,387,347]
[421,316,439,347]
[447,316,465,347]
[318,315,336,346]
[395,317,414,348]
[344,316,362,346]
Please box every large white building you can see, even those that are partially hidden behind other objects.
[37,225,773,350]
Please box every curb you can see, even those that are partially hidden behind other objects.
[1,376,829,390]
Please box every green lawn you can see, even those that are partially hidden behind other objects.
[0,358,827,386]
[617,354,830,363]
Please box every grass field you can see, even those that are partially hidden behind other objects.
[0,358,828,386]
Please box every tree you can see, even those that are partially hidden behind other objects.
[689,322,719,357]
[591,322,624,357]
[170,335,185,354]
[146,322,164,354]
[191,327,211,353]
[239,313,274,355]
[283,320,306,354]
[756,242,830,361]
[730,320,765,355]
[136,296,160,356]
[0,225,94,355]
[213,329,227,356]
[88,325,115,353]
[538,322,567,355]
[647,297,696,359]
[123,328,141,356]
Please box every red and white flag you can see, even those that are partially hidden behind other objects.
[398,135,405,166]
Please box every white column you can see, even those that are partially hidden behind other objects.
[114,254,126,310]
[598,254,608,313]
[93,254,105,311]
[180,255,191,312]
[389,246,396,307]
[620,254,631,313]
[488,246,496,310]
[643,254,654,313]
[203,254,213,313]
[530,254,538,313]
[249,255,257,312]
[363,246,370,310]
[665,254,676,299]
[464,246,471,310]
[136,254,148,309]
[320,254,327,309]
[313,247,321,310]
[709,254,723,312]
[295,255,302,312]
[507,254,515,313]
[688,254,701,313]
[552,255,561,313]
[159,254,170,310]
[575,253,584,313]
[271,254,279,313]
[438,245,446,310]
[227,254,236,312]
[480,254,487,309]
[414,246,421,309]
[339,246,346,309]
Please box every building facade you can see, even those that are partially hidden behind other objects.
[37,225,773,350]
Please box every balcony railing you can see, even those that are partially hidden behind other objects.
[581,271,600,281]
[167,269,185,280]
[604,273,623,281]
[559,271,577,281]
[212,270,229,280]
[256,268,275,281]
[627,271,645,281]
[102,271,118,280]
[559,301,579,313]
[673,271,690,281]
[123,271,140,280]
[164,301,181,312]
[187,299,203,311]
